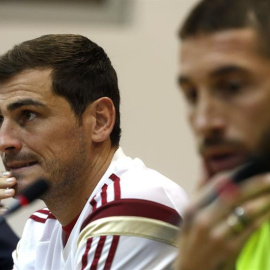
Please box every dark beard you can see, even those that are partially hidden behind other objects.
[198,125,270,178]
[230,128,270,184]
[253,126,270,163]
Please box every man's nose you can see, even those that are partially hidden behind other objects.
[191,95,226,137]
[0,121,22,153]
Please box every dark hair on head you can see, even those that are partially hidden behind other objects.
[0,34,121,146]
[179,0,270,55]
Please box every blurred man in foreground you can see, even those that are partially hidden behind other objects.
[176,0,270,269]
[0,34,188,269]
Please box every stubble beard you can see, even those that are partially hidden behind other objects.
[40,135,89,211]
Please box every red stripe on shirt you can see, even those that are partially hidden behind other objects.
[90,196,97,211]
[29,215,47,223]
[90,236,107,270]
[81,174,122,268]
[30,211,56,223]
[47,213,57,220]
[109,174,121,200]
[81,199,181,231]
[104,235,120,270]
[81,238,93,270]
[29,208,50,223]
[101,184,108,205]
[36,209,50,215]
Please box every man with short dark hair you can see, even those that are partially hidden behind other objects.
[176,0,270,269]
[0,34,188,269]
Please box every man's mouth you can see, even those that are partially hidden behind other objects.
[203,150,247,177]
[6,161,38,171]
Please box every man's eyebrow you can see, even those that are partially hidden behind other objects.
[177,65,249,86]
[210,65,249,77]
[7,99,45,111]
[177,75,190,86]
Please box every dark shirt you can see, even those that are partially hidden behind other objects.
[0,221,19,270]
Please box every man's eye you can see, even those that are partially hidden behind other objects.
[218,80,244,94]
[21,110,37,122]
[183,88,198,105]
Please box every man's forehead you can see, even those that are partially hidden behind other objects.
[0,68,53,110]
[180,28,260,59]
[0,68,52,92]
[179,28,264,77]
[8,67,50,79]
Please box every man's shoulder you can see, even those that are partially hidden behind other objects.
[28,208,57,224]
[113,153,181,190]
[111,157,189,211]
[79,168,188,232]
[20,207,59,242]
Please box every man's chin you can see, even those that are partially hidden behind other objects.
[205,157,249,179]
[13,177,37,196]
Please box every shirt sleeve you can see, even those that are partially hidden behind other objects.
[73,197,181,270]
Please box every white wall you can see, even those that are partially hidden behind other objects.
[0,0,200,237]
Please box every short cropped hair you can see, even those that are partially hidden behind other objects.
[179,0,270,56]
[0,34,121,146]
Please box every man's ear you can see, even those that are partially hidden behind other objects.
[87,97,116,143]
